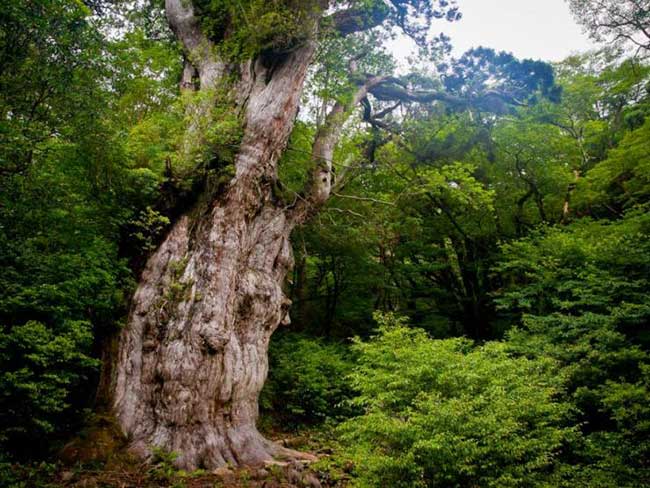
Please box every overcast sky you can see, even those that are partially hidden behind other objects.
[393,0,598,63]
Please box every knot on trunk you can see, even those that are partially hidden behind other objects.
[200,328,230,353]
[280,297,292,326]
[237,270,289,330]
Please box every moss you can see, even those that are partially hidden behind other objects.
[52,416,332,487]
[170,256,190,280]
[174,83,243,174]
[271,179,297,206]
[59,413,129,467]
[192,0,321,61]
[162,79,242,233]
[166,273,194,309]
[151,257,196,324]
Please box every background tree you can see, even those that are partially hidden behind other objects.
[568,0,650,55]
[0,0,180,459]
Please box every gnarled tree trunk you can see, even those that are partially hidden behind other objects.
[111,0,440,470]
[114,202,297,469]
[113,1,320,468]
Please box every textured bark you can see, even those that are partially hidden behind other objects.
[114,204,299,469]
[112,0,422,470]
[113,0,320,468]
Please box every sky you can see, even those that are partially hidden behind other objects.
[393,0,598,63]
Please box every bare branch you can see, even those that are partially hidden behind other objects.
[361,97,400,132]
[165,0,224,88]
[291,74,387,222]
[332,192,395,206]
[326,207,366,219]
[374,101,402,119]
[369,80,466,106]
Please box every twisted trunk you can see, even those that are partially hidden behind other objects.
[113,23,318,467]
[115,197,296,469]
[111,0,391,468]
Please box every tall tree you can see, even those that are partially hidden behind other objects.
[112,0,554,469]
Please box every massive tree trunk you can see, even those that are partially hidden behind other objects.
[114,201,298,469]
[112,1,321,469]
[110,0,447,470]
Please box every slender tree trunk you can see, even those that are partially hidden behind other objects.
[291,242,308,331]
[113,14,318,466]
[561,170,580,223]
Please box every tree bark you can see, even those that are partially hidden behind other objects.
[113,1,320,467]
[111,0,455,470]
[114,204,299,469]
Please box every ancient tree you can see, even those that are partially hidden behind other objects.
[112,0,553,469]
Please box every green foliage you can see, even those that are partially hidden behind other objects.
[2,2,650,486]
[568,0,650,53]
[578,118,650,211]
[194,0,320,60]
[495,211,650,486]
[193,0,461,61]
[0,0,181,460]
[148,447,182,484]
[277,46,650,486]
[339,313,574,488]
[0,0,102,178]
[262,333,356,425]
[0,321,99,456]
[128,206,172,253]
[492,117,576,227]
[0,456,59,488]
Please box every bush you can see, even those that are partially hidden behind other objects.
[339,313,575,488]
[495,212,650,485]
[261,333,356,425]
[0,321,99,458]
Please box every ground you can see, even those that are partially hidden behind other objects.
[10,415,352,488]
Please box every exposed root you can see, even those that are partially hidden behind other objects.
[266,440,319,464]
[125,425,317,471]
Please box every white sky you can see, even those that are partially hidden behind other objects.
[392,0,598,62]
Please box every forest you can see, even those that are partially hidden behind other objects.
[1,0,649,487]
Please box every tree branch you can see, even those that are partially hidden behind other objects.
[331,192,395,206]
[291,74,387,222]
[165,0,223,88]
[361,97,401,132]
[368,80,466,106]
[326,4,391,36]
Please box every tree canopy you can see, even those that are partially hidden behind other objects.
[568,0,650,55]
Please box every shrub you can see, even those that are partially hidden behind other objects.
[495,212,650,485]
[0,320,99,458]
[261,333,356,425]
[339,313,575,488]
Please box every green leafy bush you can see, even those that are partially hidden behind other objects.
[339,313,575,488]
[0,321,99,457]
[194,0,315,59]
[495,211,650,486]
[262,333,356,425]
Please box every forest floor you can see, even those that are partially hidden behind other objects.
[15,416,352,488]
